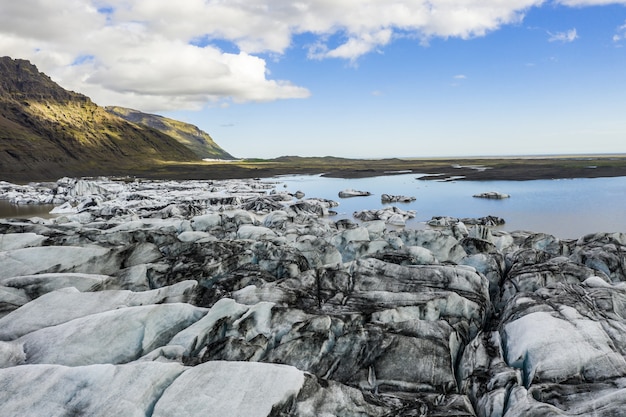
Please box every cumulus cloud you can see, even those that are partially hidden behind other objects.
[0,0,310,111]
[548,28,579,42]
[0,0,619,111]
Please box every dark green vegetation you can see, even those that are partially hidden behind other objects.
[0,57,231,182]
[105,106,234,160]
[2,56,626,183]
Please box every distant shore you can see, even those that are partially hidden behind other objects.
[4,154,626,183]
[139,155,626,182]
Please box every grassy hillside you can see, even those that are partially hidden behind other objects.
[0,57,201,180]
[106,106,235,160]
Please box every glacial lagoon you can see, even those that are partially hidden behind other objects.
[2,175,626,415]
[269,173,626,239]
[2,173,625,239]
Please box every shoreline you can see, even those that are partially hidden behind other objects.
[3,154,626,183]
[138,155,626,182]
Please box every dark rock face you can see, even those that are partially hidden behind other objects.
[1,177,626,416]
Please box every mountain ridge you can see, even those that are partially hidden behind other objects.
[0,56,233,181]
[105,106,235,160]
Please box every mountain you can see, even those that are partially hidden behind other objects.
[0,57,233,181]
[105,106,234,160]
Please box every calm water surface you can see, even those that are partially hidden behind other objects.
[267,174,626,239]
[1,174,625,239]
[0,201,56,220]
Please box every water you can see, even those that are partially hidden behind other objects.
[267,174,626,239]
[2,174,625,239]
[0,200,57,220]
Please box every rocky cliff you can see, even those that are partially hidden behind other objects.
[2,177,626,416]
[0,57,231,181]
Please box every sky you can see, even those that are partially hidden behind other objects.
[1,1,626,159]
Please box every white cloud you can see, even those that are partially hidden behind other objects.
[613,21,626,42]
[0,0,310,111]
[548,28,579,42]
[325,29,393,61]
[450,74,467,87]
[2,0,620,112]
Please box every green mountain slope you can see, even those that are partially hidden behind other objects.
[0,57,233,181]
[106,106,234,160]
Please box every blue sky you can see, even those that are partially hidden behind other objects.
[2,1,626,158]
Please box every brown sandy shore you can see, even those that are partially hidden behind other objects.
[4,154,626,183]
